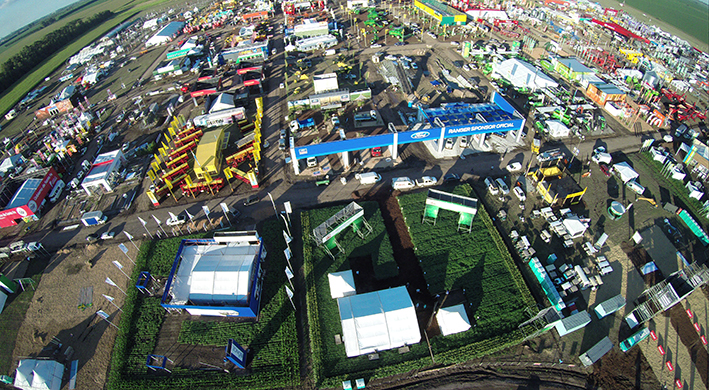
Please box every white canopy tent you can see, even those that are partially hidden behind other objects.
[337,286,420,357]
[209,93,235,113]
[436,304,471,336]
[328,271,356,299]
[14,359,64,390]
[562,215,588,238]
[546,120,570,139]
[493,58,558,91]
[613,162,639,183]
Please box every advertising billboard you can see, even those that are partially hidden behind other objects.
[0,168,59,228]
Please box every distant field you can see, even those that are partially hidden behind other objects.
[0,0,173,127]
[594,0,709,51]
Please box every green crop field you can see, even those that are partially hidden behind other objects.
[0,275,41,376]
[302,194,536,388]
[0,0,173,127]
[106,222,300,390]
[620,0,708,48]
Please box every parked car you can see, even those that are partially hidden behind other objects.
[599,163,612,177]
[450,41,459,46]
[443,173,460,183]
[331,116,340,126]
[244,194,259,206]
[462,64,470,72]
[101,232,115,240]
[166,215,187,226]
[306,156,317,167]
[279,138,287,151]
[506,162,523,172]
[513,186,526,201]
[459,137,468,148]
[411,62,418,70]
[415,176,437,187]
[86,234,99,243]
[484,177,499,195]
[280,128,287,138]
[370,44,382,48]
[495,178,510,195]
[445,138,454,150]
[427,32,437,38]
[675,124,688,138]
[392,177,416,190]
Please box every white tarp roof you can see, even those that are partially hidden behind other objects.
[546,120,570,138]
[328,271,356,299]
[337,286,420,357]
[493,58,558,91]
[562,215,587,238]
[170,243,259,306]
[436,304,471,336]
[613,162,639,183]
[209,93,235,113]
[14,359,64,390]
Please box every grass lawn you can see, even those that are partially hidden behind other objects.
[397,183,535,339]
[303,195,536,388]
[0,275,40,376]
[106,222,300,390]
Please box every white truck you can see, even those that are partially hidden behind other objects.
[415,176,437,187]
[355,172,381,185]
[81,211,107,226]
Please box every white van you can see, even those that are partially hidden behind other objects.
[355,172,381,185]
[495,178,510,195]
[49,181,66,203]
[626,180,645,195]
[392,177,415,190]
[306,157,318,168]
[484,177,499,195]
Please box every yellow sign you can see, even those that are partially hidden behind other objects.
[203,171,213,183]
[161,141,169,151]
[168,126,176,138]
[147,169,156,181]
[151,161,161,172]
[184,175,193,186]
[224,168,234,180]
[165,179,173,189]
[158,147,167,157]
[154,153,161,163]
[146,190,159,205]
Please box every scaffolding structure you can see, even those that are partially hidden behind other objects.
[312,202,372,259]
[421,189,478,233]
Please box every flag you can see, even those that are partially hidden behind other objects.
[112,260,123,270]
[168,211,177,220]
[224,167,234,180]
[284,247,292,259]
[285,286,294,299]
[123,231,133,240]
[96,310,110,320]
[283,230,292,244]
[152,215,162,225]
[285,266,294,280]
[138,217,147,226]
[105,277,117,287]
[185,209,194,221]
[284,201,292,214]
[220,203,230,214]
[202,205,210,217]
[102,294,114,302]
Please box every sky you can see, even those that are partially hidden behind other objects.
[0,0,81,39]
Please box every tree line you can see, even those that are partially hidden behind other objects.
[0,11,114,96]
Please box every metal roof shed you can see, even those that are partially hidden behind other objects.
[554,311,591,336]
[594,294,626,319]
[579,336,614,366]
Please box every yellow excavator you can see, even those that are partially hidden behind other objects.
[636,197,658,208]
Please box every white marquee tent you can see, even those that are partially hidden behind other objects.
[436,304,471,336]
[14,359,64,390]
[328,271,356,299]
[613,162,639,183]
[493,58,558,91]
[209,93,235,114]
[337,286,420,357]
[169,243,259,306]
[546,120,570,139]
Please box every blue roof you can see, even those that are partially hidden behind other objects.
[6,178,41,209]
[421,102,513,127]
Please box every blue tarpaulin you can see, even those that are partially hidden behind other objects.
[430,80,442,86]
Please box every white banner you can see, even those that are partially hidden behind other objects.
[96,310,110,320]
[102,294,114,302]
[285,286,294,299]
[185,209,194,221]
[220,202,230,214]
[285,266,294,280]
[112,260,123,270]
[152,215,162,225]
[284,247,292,260]
[284,201,292,214]
[123,231,133,240]
[105,277,117,287]
[138,217,147,226]
[118,243,129,254]
[202,205,211,217]
[168,211,177,220]
[283,230,292,244]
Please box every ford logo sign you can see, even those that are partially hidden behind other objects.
[411,131,430,139]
